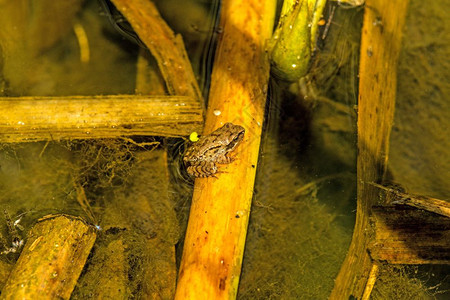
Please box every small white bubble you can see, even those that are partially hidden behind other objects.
[213,110,221,116]
[236,210,245,217]
[17,121,25,125]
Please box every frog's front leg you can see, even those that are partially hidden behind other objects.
[187,161,218,178]
[215,153,235,164]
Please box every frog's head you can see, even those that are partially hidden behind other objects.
[222,122,245,150]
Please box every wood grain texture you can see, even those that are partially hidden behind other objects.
[175,0,276,298]
[397,196,450,218]
[370,182,450,218]
[0,95,203,142]
[1,215,96,300]
[330,0,409,298]
[369,206,450,264]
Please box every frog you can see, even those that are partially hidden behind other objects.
[183,122,245,178]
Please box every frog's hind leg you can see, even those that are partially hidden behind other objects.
[187,161,218,178]
[216,153,235,164]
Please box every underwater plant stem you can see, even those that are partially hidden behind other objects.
[330,0,409,298]
[111,0,203,106]
[175,0,276,298]
[362,263,379,300]
[269,0,327,81]
[135,49,167,95]
[1,215,96,299]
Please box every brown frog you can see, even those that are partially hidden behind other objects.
[184,122,245,178]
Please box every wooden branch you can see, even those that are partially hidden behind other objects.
[330,0,409,298]
[111,0,203,104]
[175,0,276,298]
[369,206,450,264]
[393,197,450,218]
[74,239,129,299]
[370,182,450,218]
[0,95,203,142]
[1,215,96,299]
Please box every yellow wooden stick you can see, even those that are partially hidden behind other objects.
[175,0,276,298]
